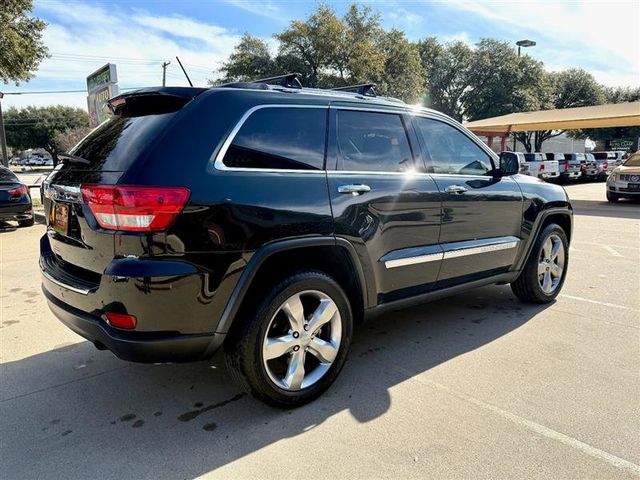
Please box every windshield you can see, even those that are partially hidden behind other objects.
[623,153,640,167]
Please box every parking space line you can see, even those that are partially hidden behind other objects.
[574,241,640,251]
[393,366,640,477]
[559,294,635,311]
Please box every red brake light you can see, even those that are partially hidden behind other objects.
[564,162,569,170]
[8,185,28,196]
[603,162,608,169]
[539,164,544,171]
[81,185,190,232]
[105,312,137,329]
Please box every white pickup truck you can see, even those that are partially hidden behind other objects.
[522,153,560,180]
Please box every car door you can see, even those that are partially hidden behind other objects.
[327,105,442,304]
[411,115,523,287]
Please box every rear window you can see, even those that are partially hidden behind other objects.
[0,168,19,183]
[593,152,608,160]
[70,113,178,171]
[524,153,543,161]
[222,107,327,170]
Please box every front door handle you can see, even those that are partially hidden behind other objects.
[337,184,371,195]
[444,185,468,194]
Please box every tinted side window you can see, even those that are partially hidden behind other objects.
[414,117,493,175]
[336,110,413,172]
[223,108,326,170]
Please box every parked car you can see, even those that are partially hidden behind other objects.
[546,153,580,182]
[606,152,640,202]
[40,81,573,407]
[0,166,34,227]
[522,152,559,181]
[563,153,597,181]
[592,152,621,180]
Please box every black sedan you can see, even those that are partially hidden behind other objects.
[0,166,34,227]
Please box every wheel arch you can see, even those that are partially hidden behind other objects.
[514,206,573,271]
[215,237,371,335]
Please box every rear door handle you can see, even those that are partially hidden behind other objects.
[444,185,468,194]
[337,184,371,195]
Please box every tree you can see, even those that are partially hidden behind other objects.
[569,85,640,145]
[1,0,49,84]
[515,68,606,151]
[419,38,472,121]
[4,106,90,166]
[372,29,423,103]
[53,126,92,153]
[214,33,277,84]
[215,4,425,102]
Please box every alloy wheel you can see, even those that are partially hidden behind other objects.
[538,234,565,294]
[262,290,342,391]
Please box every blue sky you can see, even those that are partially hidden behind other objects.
[4,0,639,110]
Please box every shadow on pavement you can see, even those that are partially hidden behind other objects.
[0,285,550,479]
[570,199,640,220]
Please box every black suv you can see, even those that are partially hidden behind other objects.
[40,77,572,407]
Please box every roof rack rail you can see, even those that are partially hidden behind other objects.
[253,73,303,89]
[332,83,376,97]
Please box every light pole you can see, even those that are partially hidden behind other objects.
[513,40,536,151]
[516,39,536,56]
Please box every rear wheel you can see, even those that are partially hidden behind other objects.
[224,271,353,408]
[511,223,568,303]
[606,191,619,203]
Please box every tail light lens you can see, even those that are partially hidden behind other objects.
[8,185,28,196]
[81,185,190,232]
[539,164,545,171]
[564,162,569,171]
[603,162,608,169]
[105,311,137,329]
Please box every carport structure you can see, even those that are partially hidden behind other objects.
[464,101,640,151]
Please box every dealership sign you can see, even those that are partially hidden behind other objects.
[86,63,119,127]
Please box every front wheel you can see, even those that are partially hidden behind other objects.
[606,191,619,203]
[511,223,569,303]
[224,271,353,408]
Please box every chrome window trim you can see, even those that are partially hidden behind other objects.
[212,104,329,173]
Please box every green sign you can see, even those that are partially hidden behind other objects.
[86,64,119,127]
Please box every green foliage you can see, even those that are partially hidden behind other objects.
[214,33,277,83]
[4,106,90,165]
[372,29,423,103]
[1,0,49,84]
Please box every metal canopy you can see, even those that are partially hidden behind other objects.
[464,101,640,134]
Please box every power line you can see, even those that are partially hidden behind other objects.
[2,87,149,95]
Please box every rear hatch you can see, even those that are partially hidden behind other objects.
[42,87,204,278]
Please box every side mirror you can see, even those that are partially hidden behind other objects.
[498,152,520,176]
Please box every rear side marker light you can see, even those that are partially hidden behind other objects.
[105,312,137,330]
[80,185,190,232]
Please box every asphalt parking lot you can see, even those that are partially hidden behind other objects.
[1,181,638,479]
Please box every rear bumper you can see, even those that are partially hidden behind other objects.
[0,202,32,221]
[43,288,224,363]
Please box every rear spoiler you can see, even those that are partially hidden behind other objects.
[107,87,207,117]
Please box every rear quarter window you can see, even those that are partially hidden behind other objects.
[221,107,327,170]
[0,168,19,183]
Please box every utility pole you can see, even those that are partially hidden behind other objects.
[0,92,8,167]
[162,61,171,87]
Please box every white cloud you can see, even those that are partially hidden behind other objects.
[445,0,639,87]
[5,1,244,109]
[221,0,286,22]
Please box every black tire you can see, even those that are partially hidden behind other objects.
[224,270,353,408]
[18,217,34,227]
[511,223,569,304]
[606,191,619,203]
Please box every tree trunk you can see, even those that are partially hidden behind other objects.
[44,144,59,167]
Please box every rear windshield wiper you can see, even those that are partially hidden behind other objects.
[58,152,91,165]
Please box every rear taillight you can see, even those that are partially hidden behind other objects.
[564,162,569,171]
[8,185,28,196]
[80,185,190,232]
[539,164,545,171]
[603,162,608,169]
